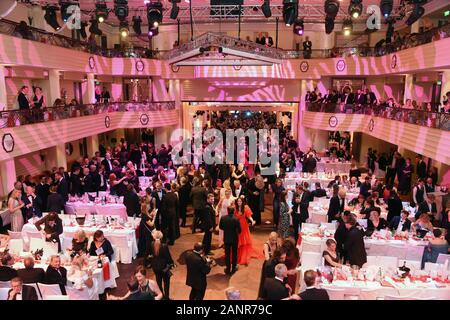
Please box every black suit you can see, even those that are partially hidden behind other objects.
[101,158,113,175]
[311,189,326,199]
[21,193,43,219]
[219,214,241,272]
[416,161,427,180]
[231,186,246,198]
[416,201,437,220]
[202,204,216,255]
[45,266,67,295]
[387,196,403,221]
[299,288,330,300]
[151,189,166,229]
[17,268,46,284]
[35,183,50,213]
[190,186,208,232]
[327,196,344,222]
[178,183,191,226]
[303,157,317,173]
[334,220,348,261]
[56,178,69,203]
[69,173,83,197]
[7,285,38,300]
[389,216,411,232]
[262,278,289,300]
[46,193,65,213]
[0,266,18,281]
[185,250,211,300]
[291,192,309,241]
[127,291,155,300]
[344,225,367,268]
[161,192,179,244]
[123,190,141,217]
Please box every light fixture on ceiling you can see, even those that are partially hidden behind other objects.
[380,0,393,18]
[120,21,129,38]
[293,19,304,35]
[261,0,272,18]
[348,0,363,19]
[44,6,61,30]
[95,1,108,23]
[283,0,298,26]
[147,1,163,28]
[343,17,353,36]
[132,16,142,35]
[170,0,180,20]
[114,0,129,21]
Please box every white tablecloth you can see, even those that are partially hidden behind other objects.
[316,160,352,173]
[65,202,128,220]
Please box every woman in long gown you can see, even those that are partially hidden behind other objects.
[216,188,235,247]
[234,197,256,265]
[8,189,24,232]
[277,191,291,239]
[281,238,300,292]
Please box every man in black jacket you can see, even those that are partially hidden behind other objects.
[291,188,309,242]
[310,182,327,199]
[298,270,329,300]
[327,184,344,222]
[261,264,290,300]
[161,183,179,245]
[21,185,42,219]
[35,176,50,213]
[17,257,45,284]
[219,207,241,275]
[0,252,18,282]
[302,153,317,173]
[190,178,208,233]
[54,171,69,203]
[416,155,427,180]
[202,194,216,256]
[7,277,38,300]
[151,181,166,229]
[416,194,437,221]
[123,184,141,217]
[45,255,67,295]
[344,216,367,268]
[185,243,211,300]
[125,278,154,300]
[389,211,412,233]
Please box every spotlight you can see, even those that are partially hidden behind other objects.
[343,18,353,36]
[60,1,78,23]
[79,21,87,38]
[114,0,129,21]
[119,21,129,38]
[170,0,180,20]
[132,16,142,35]
[293,19,304,36]
[147,1,163,28]
[348,0,362,19]
[406,4,425,26]
[380,0,393,18]
[95,1,108,23]
[283,0,298,26]
[261,0,272,18]
[324,0,340,19]
[325,15,335,34]
[44,6,61,31]
[89,19,103,35]
[148,26,159,38]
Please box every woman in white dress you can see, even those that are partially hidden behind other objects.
[67,254,97,300]
[8,189,24,232]
[216,188,235,247]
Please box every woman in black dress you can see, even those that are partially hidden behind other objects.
[322,239,342,268]
[139,208,156,259]
[148,230,174,300]
[88,230,114,261]
[72,229,89,255]
[398,158,413,195]
[365,210,388,236]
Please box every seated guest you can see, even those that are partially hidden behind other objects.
[123,184,141,217]
[359,176,372,198]
[413,213,434,234]
[16,257,45,284]
[416,194,437,221]
[349,160,361,179]
[310,182,326,199]
[322,239,342,268]
[386,189,402,222]
[88,230,114,262]
[334,211,352,262]
[292,270,329,300]
[46,185,65,213]
[45,255,67,295]
[348,176,361,189]
[261,264,290,300]
[366,210,388,236]
[421,229,449,269]
[327,176,342,188]
[344,215,367,268]
[348,194,365,209]
[341,175,350,189]
[6,277,38,300]
[34,212,63,252]
[258,248,286,299]
[71,229,89,255]
[360,199,376,219]
[389,210,412,233]
[371,191,381,205]
[425,177,435,193]
[0,252,18,281]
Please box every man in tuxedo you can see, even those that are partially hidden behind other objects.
[310,182,327,199]
[7,277,38,300]
[21,185,42,219]
[190,178,208,233]
[198,165,211,183]
[0,252,18,282]
[161,183,179,245]
[297,270,329,300]
[152,181,166,230]
[219,207,241,275]
[365,88,377,105]
[54,171,68,203]
[344,216,367,268]
[231,180,246,198]
[35,176,50,212]
[69,167,83,197]
[86,165,101,194]
[355,89,366,106]
[302,36,312,59]
[45,255,67,295]
[202,194,216,256]
[341,88,355,113]
[101,152,113,175]
[123,184,141,218]
[416,155,427,180]
[17,257,45,284]
[359,176,372,198]
[185,243,211,300]
[412,179,427,206]
[261,264,290,300]
[327,185,344,222]
[389,210,412,233]
[291,188,309,242]
[416,194,438,221]
[425,177,435,193]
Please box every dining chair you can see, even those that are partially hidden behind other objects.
[301,241,322,254]
[378,256,398,270]
[26,230,43,240]
[66,286,91,300]
[324,287,345,300]
[44,295,69,300]
[0,288,9,300]
[108,234,133,264]
[386,245,407,260]
[436,253,450,266]
[300,252,323,270]
[0,281,10,288]
[7,239,23,255]
[7,230,22,239]
[320,222,337,232]
[37,283,62,298]
[27,283,42,300]
[357,219,368,229]
[29,238,46,253]
[365,255,378,267]
[424,262,443,272]
[405,245,425,262]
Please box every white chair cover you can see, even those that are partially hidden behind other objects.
[7,230,22,239]
[378,256,398,270]
[44,295,69,300]
[301,240,322,254]
[405,245,425,261]
[0,281,10,288]
[324,287,345,300]
[424,262,443,272]
[436,253,450,265]
[301,252,323,270]
[0,288,9,300]
[8,239,23,255]
[108,234,133,264]
[37,283,62,298]
[29,238,46,252]
[386,245,407,260]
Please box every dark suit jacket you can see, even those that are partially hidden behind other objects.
[35,183,50,212]
[303,157,317,173]
[311,189,327,199]
[17,268,46,284]
[219,214,241,245]
[389,216,411,232]
[46,193,65,213]
[0,266,18,281]
[416,201,437,219]
[190,186,208,210]
[127,291,155,300]
[185,251,211,290]
[231,186,247,198]
[416,161,427,179]
[344,225,367,268]
[203,204,216,231]
[56,178,69,203]
[7,285,38,300]
[45,266,67,290]
[291,193,309,222]
[327,196,344,222]
[69,173,83,196]
[387,197,403,221]
[101,159,113,175]
[21,193,42,218]
[161,192,179,219]
[262,278,289,300]
[123,190,141,217]
[299,288,330,300]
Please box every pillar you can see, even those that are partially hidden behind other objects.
[0,65,7,110]
[86,73,96,104]
[111,77,123,102]
[0,159,16,197]
[441,70,450,107]
[404,74,414,103]
[297,80,314,150]
[47,69,61,106]
[86,135,99,156]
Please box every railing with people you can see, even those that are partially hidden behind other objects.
[0,101,176,128]
[305,102,450,131]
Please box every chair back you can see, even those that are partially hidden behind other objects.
[26,230,44,240]
[424,262,443,272]
[61,236,73,252]
[302,223,319,231]
[27,283,42,300]
[0,288,9,300]
[384,295,415,300]
[108,234,130,248]
[37,283,62,298]
[378,256,398,270]
[357,219,368,229]
[301,251,323,270]
[320,222,337,231]
[365,255,378,266]
[44,295,69,300]
[7,230,22,239]
[301,240,322,254]
[66,286,94,300]
[29,238,46,252]
[360,288,381,300]
[0,281,10,288]
[436,253,450,265]
[405,245,425,261]
[8,239,23,255]
[386,245,407,260]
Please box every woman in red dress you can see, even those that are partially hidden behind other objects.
[281,238,300,292]
[234,197,256,265]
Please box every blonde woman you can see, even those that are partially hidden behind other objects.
[263,232,280,261]
[68,254,96,299]
[71,229,88,255]
[219,179,232,199]
[216,188,236,247]
[149,230,174,299]
[8,189,24,232]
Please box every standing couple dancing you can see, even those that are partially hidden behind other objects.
[218,196,260,274]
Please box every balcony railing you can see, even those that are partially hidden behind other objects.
[306,102,450,131]
[0,101,176,128]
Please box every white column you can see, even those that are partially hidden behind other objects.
[404,74,414,103]
[0,159,16,197]
[111,77,123,102]
[87,73,96,104]
[441,71,450,107]
[297,80,313,151]
[0,65,7,110]
[47,69,61,106]
[86,135,99,156]
[55,144,68,169]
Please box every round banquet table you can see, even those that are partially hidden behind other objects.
[64,202,128,220]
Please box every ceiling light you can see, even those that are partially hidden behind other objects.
[293,19,304,35]
[261,0,272,18]
[147,1,163,28]
[380,0,393,18]
[343,18,353,36]
[95,1,108,23]
[348,0,362,19]
[44,6,61,31]
[324,0,339,19]
[283,0,298,26]
[114,0,129,21]
[120,21,129,38]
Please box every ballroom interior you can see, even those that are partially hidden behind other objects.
[0,0,449,302]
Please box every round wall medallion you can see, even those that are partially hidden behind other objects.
[105,115,111,128]
[136,60,145,72]
[336,59,346,72]
[140,114,149,125]
[171,64,180,73]
[391,54,397,69]
[88,56,96,70]
[328,116,338,128]
[233,65,242,71]
[368,118,375,132]
[300,61,309,72]
[2,133,14,153]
